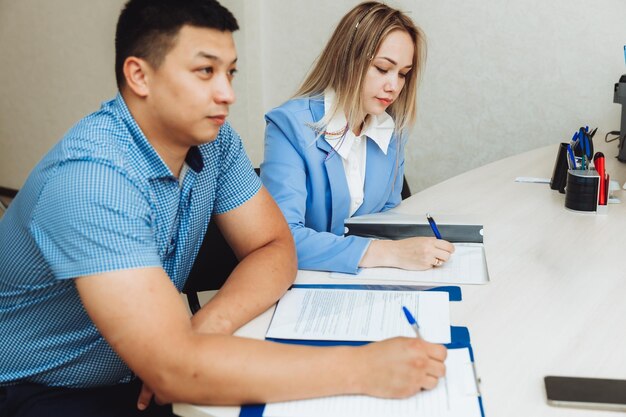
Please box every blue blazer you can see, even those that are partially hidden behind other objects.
[261,96,406,274]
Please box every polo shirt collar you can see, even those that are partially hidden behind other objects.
[109,93,203,179]
[323,89,395,159]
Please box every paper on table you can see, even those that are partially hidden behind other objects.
[514,176,551,183]
[263,348,481,417]
[331,243,489,285]
[266,287,450,343]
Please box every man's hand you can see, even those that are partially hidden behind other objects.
[137,384,156,411]
[356,337,447,398]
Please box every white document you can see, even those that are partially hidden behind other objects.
[263,347,481,417]
[514,176,551,184]
[266,287,450,344]
[331,243,489,285]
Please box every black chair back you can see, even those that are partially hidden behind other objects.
[182,169,260,313]
[401,176,412,200]
[183,218,238,313]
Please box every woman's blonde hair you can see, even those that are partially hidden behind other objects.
[295,1,426,134]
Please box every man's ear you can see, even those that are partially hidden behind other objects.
[123,57,151,97]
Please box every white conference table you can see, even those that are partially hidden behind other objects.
[175,137,626,417]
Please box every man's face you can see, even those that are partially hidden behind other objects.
[145,25,237,147]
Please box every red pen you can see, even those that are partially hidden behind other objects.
[594,152,606,205]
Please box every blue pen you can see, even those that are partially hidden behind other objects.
[402,306,422,338]
[582,128,590,157]
[580,128,591,170]
[426,213,442,239]
[570,132,578,155]
[566,144,577,169]
[403,305,452,407]
[576,129,584,169]
[624,45,626,65]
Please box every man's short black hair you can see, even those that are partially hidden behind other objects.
[115,0,238,89]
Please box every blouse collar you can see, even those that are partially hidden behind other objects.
[323,89,395,159]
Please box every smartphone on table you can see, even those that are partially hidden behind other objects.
[545,375,626,411]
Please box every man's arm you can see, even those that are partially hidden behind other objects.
[76,266,446,405]
[75,182,446,406]
[190,186,297,334]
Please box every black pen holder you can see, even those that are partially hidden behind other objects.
[564,169,599,212]
[550,143,569,193]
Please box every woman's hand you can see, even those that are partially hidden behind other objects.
[360,237,455,270]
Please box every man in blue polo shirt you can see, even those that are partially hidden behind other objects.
[0,0,447,415]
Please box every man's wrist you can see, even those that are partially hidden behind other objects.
[191,309,235,335]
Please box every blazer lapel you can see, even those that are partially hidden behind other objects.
[310,98,351,235]
[357,136,398,215]
[324,149,350,235]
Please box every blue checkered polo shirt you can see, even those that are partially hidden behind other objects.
[0,93,261,387]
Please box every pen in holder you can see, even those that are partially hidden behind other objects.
[564,169,599,212]
[550,143,569,193]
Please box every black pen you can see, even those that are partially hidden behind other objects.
[426,213,442,239]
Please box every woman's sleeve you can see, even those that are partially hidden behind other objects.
[261,106,371,274]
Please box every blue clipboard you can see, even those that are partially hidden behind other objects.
[265,284,462,346]
[291,283,462,302]
[266,325,469,347]
[240,327,484,417]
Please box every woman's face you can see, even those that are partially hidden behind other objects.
[360,30,414,117]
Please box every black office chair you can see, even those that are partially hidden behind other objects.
[182,174,412,314]
[400,176,412,200]
[0,186,18,216]
[182,168,260,314]
[183,217,238,314]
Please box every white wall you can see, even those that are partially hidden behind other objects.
[0,0,126,190]
[1,0,626,193]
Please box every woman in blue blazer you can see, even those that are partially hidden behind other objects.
[261,2,454,274]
